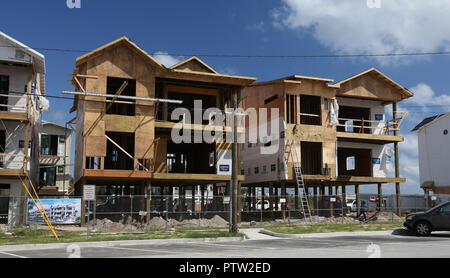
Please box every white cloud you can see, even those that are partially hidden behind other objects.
[401,134,418,155]
[153,52,183,67]
[245,21,266,32]
[218,65,238,75]
[273,1,450,59]
[405,83,450,110]
[400,151,420,180]
[45,110,65,123]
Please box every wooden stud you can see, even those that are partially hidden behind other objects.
[281,181,286,220]
[377,183,383,211]
[329,185,334,217]
[342,185,346,216]
[356,185,360,216]
[146,182,151,223]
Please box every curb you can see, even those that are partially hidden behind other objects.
[0,236,244,252]
[259,229,394,239]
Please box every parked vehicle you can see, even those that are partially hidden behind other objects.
[346,199,357,212]
[404,201,450,236]
[256,200,270,210]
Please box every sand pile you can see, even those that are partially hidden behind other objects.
[369,211,403,222]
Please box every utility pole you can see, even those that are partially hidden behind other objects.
[393,102,401,216]
[231,87,241,233]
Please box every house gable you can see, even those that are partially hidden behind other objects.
[335,68,413,103]
[170,56,218,74]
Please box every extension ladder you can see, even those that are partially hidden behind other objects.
[287,140,312,224]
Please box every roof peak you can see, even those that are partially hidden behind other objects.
[170,56,218,74]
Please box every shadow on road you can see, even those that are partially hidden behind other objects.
[392,229,416,236]
[392,229,450,238]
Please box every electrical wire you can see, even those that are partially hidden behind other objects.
[2,44,450,59]
[2,90,449,115]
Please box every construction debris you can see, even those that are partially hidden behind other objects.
[90,215,229,231]
[367,211,404,222]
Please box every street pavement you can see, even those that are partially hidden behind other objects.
[1,229,450,258]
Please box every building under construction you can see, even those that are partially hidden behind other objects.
[67,36,415,225]
[68,37,255,224]
[0,32,46,226]
[241,69,413,217]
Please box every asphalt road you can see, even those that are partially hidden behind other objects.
[1,229,450,258]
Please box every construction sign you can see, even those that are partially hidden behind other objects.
[27,198,82,225]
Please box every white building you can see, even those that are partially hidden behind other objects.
[39,121,73,195]
[412,113,450,194]
[0,31,48,226]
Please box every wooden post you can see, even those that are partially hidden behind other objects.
[393,102,401,216]
[319,186,325,216]
[281,181,287,220]
[329,186,334,217]
[252,186,257,213]
[162,85,168,121]
[213,183,218,212]
[294,185,299,212]
[231,87,242,232]
[274,185,279,212]
[80,181,87,227]
[355,184,360,216]
[342,185,346,216]
[261,185,265,214]
[180,186,185,212]
[377,183,383,211]
[269,183,274,211]
[191,186,195,212]
[146,182,151,223]
[201,185,205,212]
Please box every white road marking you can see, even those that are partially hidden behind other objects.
[0,251,27,258]
[102,245,197,255]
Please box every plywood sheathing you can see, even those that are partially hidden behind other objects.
[170,56,219,74]
[335,68,414,102]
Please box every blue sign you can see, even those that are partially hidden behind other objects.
[372,158,381,165]
[219,165,230,172]
[385,154,392,163]
[375,114,384,121]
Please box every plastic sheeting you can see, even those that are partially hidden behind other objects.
[39,96,50,112]
[329,98,339,126]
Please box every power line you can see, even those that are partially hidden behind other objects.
[2,44,450,59]
[4,91,450,113]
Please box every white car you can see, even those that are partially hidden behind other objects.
[346,200,357,212]
[255,200,270,210]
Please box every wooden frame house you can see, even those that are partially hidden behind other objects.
[241,68,413,216]
[68,37,256,222]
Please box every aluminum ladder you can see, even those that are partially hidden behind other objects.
[287,140,312,224]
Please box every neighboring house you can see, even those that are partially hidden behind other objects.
[412,113,450,195]
[68,37,256,224]
[241,68,413,215]
[0,31,47,226]
[39,121,73,196]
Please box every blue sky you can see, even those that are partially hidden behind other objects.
[2,0,450,194]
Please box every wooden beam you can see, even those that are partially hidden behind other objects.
[104,134,149,172]
[356,184,360,216]
[146,182,151,223]
[377,183,383,211]
[165,84,219,96]
[329,185,334,217]
[153,172,245,182]
[336,132,404,144]
[0,111,28,121]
